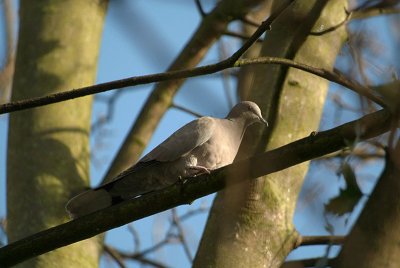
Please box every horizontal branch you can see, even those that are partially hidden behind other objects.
[296,235,346,248]
[0,109,392,267]
[352,7,400,20]
[281,257,335,268]
[234,57,386,107]
[0,55,385,115]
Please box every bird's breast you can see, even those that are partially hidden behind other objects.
[190,136,240,170]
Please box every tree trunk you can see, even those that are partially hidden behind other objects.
[193,1,348,267]
[7,1,108,267]
[333,142,400,268]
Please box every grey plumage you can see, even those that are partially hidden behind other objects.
[66,101,267,218]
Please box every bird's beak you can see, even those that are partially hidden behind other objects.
[259,116,268,127]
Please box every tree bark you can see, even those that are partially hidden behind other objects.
[7,1,108,267]
[194,1,348,267]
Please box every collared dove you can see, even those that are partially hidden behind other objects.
[66,101,267,218]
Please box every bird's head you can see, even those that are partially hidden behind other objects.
[227,101,268,127]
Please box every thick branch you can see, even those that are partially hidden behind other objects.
[0,109,391,267]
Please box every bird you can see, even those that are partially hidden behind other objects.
[66,101,268,218]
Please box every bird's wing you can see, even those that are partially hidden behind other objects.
[139,116,216,163]
[94,117,215,196]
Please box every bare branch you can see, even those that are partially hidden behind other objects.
[194,0,206,17]
[104,246,127,268]
[234,57,386,107]
[295,235,346,248]
[0,109,392,266]
[171,209,193,262]
[240,16,261,28]
[171,103,203,118]
[0,53,385,115]
[223,30,264,43]
[310,9,351,36]
[127,224,140,253]
[104,245,168,268]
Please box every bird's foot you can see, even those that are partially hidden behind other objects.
[189,165,211,177]
[178,175,187,185]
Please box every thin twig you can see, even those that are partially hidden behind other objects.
[171,103,203,118]
[127,224,141,253]
[171,209,193,262]
[179,206,208,222]
[104,246,127,268]
[194,0,206,17]
[105,245,168,268]
[138,238,171,257]
[91,90,124,131]
[240,16,261,27]
[310,9,351,36]
[223,30,264,43]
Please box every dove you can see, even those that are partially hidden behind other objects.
[66,101,268,218]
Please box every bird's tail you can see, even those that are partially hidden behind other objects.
[66,189,112,219]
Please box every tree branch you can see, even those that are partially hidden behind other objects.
[352,6,400,20]
[0,0,294,115]
[234,57,386,107]
[104,245,167,268]
[295,235,346,248]
[0,53,385,115]
[281,257,335,268]
[0,109,392,267]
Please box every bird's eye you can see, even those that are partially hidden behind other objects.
[247,106,252,111]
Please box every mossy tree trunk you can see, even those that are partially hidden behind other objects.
[193,1,348,267]
[7,1,108,267]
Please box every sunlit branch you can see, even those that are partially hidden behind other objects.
[234,57,386,108]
